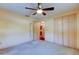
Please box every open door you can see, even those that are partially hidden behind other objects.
[33,21,45,41]
[39,21,45,41]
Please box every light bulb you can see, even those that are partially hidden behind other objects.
[37,9,43,14]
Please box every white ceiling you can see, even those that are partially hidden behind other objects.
[0,3,79,19]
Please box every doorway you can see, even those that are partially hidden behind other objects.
[33,21,45,41]
[39,21,45,41]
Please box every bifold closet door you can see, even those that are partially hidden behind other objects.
[54,17,63,45]
[77,13,79,49]
[54,18,58,44]
[57,17,63,45]
[68,14,76,48]
[63,16,69,46]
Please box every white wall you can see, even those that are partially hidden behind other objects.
[0,9,33,49]
[45,18,54,42]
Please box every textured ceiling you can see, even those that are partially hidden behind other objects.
[0,3,79,19]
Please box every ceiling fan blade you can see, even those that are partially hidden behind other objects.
[42,12,46,15]
[32,12,37,15]
[25,7,37,10]
[43,7,54,11]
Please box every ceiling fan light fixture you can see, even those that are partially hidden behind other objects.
[37,9,43,14]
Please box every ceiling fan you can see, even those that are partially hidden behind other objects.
[25,3,54,16]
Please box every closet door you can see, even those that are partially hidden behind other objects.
[57,17,63,45]
[74,14,77,48]
[63,16,69,46]
[77,13,79,49]
[68,14,75,48]
[54,18,58,44]
[54,17,63,45]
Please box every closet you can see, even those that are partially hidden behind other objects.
[54,13,77,48]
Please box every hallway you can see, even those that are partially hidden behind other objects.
[0,40,79,55]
